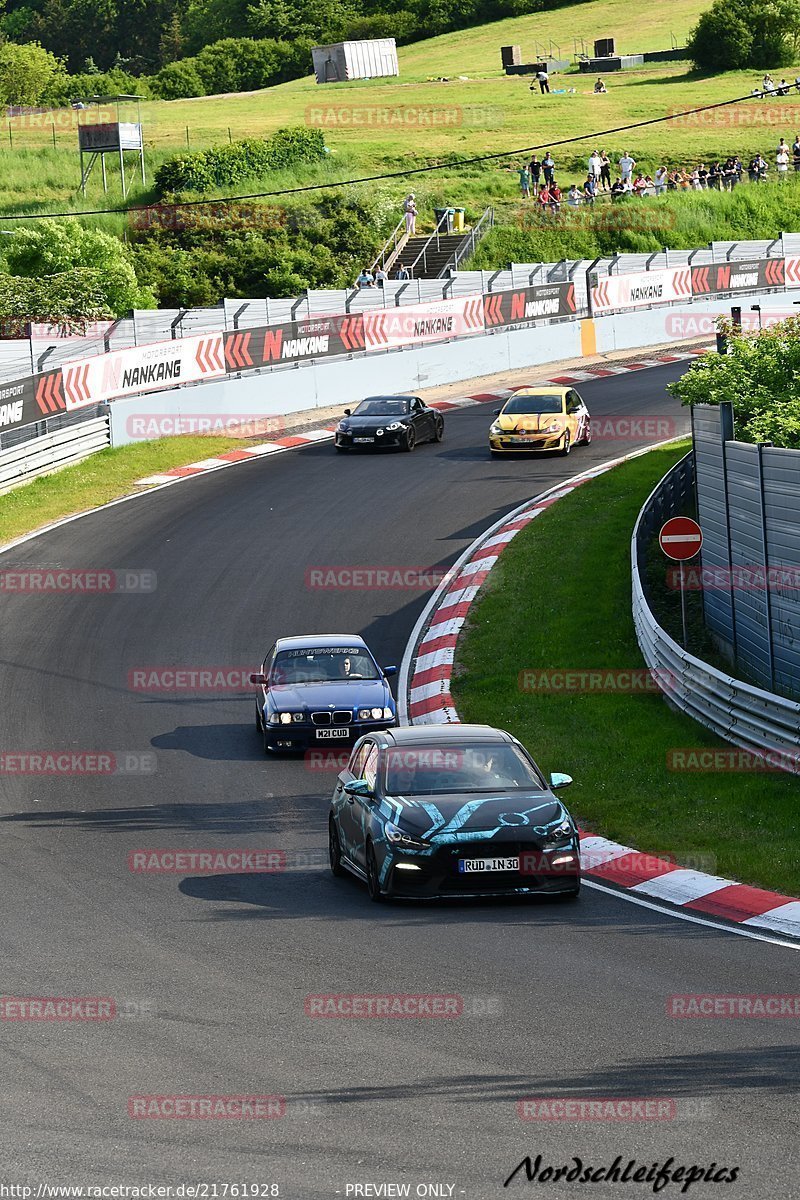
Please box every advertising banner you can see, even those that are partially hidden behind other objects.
[483,282,576,328]
[362,296,485,351]
[60,333,226,408]
[591,267,692,315]
[691,259,784,295]
[223,314,365,371]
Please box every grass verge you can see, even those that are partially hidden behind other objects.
[0,435,242,548]
[452,441,799,896]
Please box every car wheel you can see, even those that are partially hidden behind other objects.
[433,417,444,442]
[334,444,348,453]
[582,420,592,445]
[329,817,347,878]
[365,843,385,902]
[560,430,571,456]
[255,705,263,733]
[402,427,416,453]
[263,726,276,755]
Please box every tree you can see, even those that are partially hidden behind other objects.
[153,58,206,98]
[1,219,154,315]
[688,0,800,71]
[0,41,66,105]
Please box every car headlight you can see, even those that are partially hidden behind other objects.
[268,712,281,725]
[385,820,428,850]
[376,428,384,436]
[489,423,501,435]
[279,712,293,725]
[543,820,574,846]
[292,713,304,723]
[382,707,393,720]
[336,421,348,431]
[387,422,402,431]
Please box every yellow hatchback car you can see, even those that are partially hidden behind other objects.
[488,386,592,457]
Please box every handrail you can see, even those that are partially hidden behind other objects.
[441,207,495,277]
[369,216,408,277]
[407,209,452,279]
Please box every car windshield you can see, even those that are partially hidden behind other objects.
[502,394,563,415]
[271,647,380,684]
[383,743,543,795]
[353,398,411,417]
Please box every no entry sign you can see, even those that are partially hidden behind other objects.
[659,517,703,561]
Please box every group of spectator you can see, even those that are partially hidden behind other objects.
[754,74,800,97]
[517,135,800,212]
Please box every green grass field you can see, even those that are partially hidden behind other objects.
[453,443,799,896]
[1,0,799,227]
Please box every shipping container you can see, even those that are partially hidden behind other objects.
[312,39,399,84]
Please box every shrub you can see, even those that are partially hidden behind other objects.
[688,0,800,71]
[154,126,326,194]
[0,269,114,327]
[0,41,66,106]
[151,59,207,100]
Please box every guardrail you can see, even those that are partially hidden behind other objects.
[632,453,800,772]
[0,414,110,495]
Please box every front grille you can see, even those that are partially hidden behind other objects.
[333,710,352,724]
[311,712,331,726]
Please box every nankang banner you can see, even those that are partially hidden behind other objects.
[590,267,692,314]
[59,332,227,407]
[483,282,576,328]
[224,314,365,371]
[690,258,785,294]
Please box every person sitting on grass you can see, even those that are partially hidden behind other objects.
[594,78,607,93]
[778,78,791,96]
[632,173,648,196]
[610,176,626,200]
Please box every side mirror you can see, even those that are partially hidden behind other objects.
[344,779,373,799]
[494,408,502,416]
[250,672,268,685]
[343,408,351,416]
[382,665,397,677]
[550,772,573,790]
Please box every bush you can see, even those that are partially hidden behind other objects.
[194,36,284,94]
[668,316,800,448]
[48,67,151,106]
[154,126,326,194]
[152,59,207,100]
[0,269,114,327]
[688,0,800,71]
[0,41,66,106]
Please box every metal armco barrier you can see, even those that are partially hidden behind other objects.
[632,453,800,773]
[0,415,110,495]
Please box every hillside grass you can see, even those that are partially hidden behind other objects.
[0,0,796,226]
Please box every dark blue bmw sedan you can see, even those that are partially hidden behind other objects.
[251,634,397,753]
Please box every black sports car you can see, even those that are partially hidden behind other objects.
[328,724,580,901]
[251,634,397,753]
[334,395,444,452]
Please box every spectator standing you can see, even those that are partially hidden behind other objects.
[777,141,790,178]
[600,150,612,190]
[403,193,417,234]
[632,173,647,196]
[583,174,597,204]
[374,265,387,287]
[654,165,668,195]
[549,181,562,213]
[519,164,531,198]
[357,268,375,289]
[588,150,602,186]
[619,150,636,184]
[542,151,555,185]
[395,262,410,280]
[793,134,800,170]
[754,153,768,181]
[567,183,582,207]
[529,155,542,194]
[537,182,551,213]
[536,67,550,94]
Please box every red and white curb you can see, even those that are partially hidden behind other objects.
[398,443,800,944]
[133,347,710,488]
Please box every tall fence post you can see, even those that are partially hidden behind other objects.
[757,440,777,692]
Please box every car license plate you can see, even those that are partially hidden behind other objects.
[316,727,350,740]
[509,436,535,444]
[459,856,520,873]
[354,437,374,444]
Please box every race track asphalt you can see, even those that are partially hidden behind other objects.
[0,363,797,1197]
